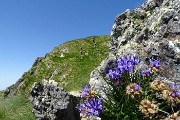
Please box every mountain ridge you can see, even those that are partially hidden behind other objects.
[3,35,110,97]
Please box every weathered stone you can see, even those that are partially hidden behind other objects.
[168,10,180,34]
[90,0,180,99]
[5,77,24,96]
[29,80,80,120]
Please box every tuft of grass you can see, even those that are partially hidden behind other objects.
[0,95,35,120]
[0,91,3,97]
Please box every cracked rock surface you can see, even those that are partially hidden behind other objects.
[29,80,80,120]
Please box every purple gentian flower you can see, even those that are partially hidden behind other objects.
[117,57,124,65]
[108,55,140,83]
[85,97,103,116]
[108,69,120,80]
[176,90,180,96]
[116,55,139,73]
[108,69,114,79]
[127,61,134,73]
[171,93,176,98]
[171,83,180,98]
[171,90,180,98]
[78,102,86,112]
[172,83,178,91]
[150,58,160,68]
[123,56,128,63]
[141,69,151,76]
[80,85,90,97]
[117,62,124,73]
[134,84,140,91]
[133,56,140,65]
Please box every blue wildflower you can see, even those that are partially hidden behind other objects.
[133,56,140,65]
[141,69,151,76]
[108,69,113,79]
[127,61,134,72]
[141,57,161,76]
[108,69,120,80]
[86,97,103,116]
[172,83,178,90]
[80,85,90,97]
[150,58,160,68]
[117,62,124,73]
[78,97,103,117]
[134,83,140,91]
[126,83,141,98]
[171,92,180,98]
[78,102,86,112]
[116,56,140,73]
[176,91,180,97]
[171,83,180,98]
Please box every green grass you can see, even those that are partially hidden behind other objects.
[0,91,3,96]
[0,95,35,120]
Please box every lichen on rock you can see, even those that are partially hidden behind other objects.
[29,80,80,120]
[90,0,180,98]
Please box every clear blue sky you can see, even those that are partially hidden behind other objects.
[0,0,145,90]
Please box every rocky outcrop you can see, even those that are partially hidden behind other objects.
[90,0,180,97]
[3,77,24,96]
[4,57,44,97]
[29,80,80,120]
[32,57,44,67]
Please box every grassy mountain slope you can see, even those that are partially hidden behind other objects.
[19,35,110,95]
[0,35,110,120]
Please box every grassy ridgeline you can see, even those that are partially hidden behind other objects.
[19,35,110,95]
[0,35,110,120]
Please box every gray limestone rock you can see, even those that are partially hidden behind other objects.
[29,80,80,120]
[90,0,180,99]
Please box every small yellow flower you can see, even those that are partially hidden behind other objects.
[140,49,145,57]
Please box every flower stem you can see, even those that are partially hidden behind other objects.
[158,109,169,115]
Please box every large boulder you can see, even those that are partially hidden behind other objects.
[29,80,80,120]
[90,0,180,97]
